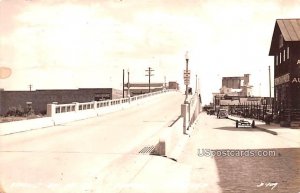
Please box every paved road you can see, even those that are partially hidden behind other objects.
[178,113,300,193]
[0,92,185,193]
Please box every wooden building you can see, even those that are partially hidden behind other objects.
[269,19,300,127]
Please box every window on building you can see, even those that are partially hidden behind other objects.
[283,49,286,62]
[287,46,289,59]
[276,55,278,66]
[280,52,282,64]
[279,34,284,48]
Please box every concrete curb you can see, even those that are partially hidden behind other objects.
[168,134,190,161]
[154,116,194,161]
[166,114,201,161]
[154,118,180,157]
[0,117,54,136]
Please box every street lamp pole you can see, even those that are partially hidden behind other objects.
[182,51,190,134]
[268,65,272,107]
[184,51,189,103]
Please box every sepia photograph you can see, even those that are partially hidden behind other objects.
[0,0,300,192]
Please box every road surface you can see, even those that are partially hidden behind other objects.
[2,95,299,193]
[0,92,186,193]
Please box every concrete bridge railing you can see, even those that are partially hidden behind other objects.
[180,91,202,134]
[188,91,201,127]
[0,89,177,135]
[46,89,177,124]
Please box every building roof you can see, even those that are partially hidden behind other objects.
[269,19,300,55]
[277,19,300,41]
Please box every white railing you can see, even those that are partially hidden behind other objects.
[188,91,201,127]
[182,91,201,134]
[47,89,177,117]
[189,92,198,113]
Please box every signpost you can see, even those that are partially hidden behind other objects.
[184,70,190,86]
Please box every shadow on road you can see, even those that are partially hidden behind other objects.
[213,126,278,135]
[213,126,260,132]
[213,147,300,193]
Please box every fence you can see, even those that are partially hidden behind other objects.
[228,102,273,122]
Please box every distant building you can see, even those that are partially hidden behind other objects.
[213,74,256,110]
[124,82,164,96]
[269,18,300,127]
[221,74,252,97]
[0,88,122,116]
[222,77,242,89]
[168,81,179,90]
[124,81,179,96]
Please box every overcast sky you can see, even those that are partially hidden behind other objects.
[1,0,300,104]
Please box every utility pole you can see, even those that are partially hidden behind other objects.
[184,52,190,103]
[145,67,154,93]
[29,84,32,91]
[127,69,130,97]
[268,65,271,107]
[122,69,125,98]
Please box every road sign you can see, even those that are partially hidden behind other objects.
[184,74,190,78]
[184,70,191,79]
[184,70,190,85]
[184,78,190,85]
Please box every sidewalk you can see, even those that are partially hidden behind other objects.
[176,114,222,193]
[175,113,300,193]
[255,122,300,145]
[229,115,300,144]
